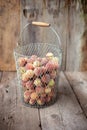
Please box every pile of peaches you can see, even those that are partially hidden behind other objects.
[18,52,59,106]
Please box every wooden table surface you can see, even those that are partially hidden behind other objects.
[0,71,87,130]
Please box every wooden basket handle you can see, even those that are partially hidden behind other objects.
[32,21,50,27]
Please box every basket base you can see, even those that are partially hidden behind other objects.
[21,94,58,108]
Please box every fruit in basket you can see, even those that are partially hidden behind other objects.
[22,81,26,87]
[29,99,36,105]
[36,86,45,95]
[45,87,51,94]
[30,92,38,100]
[41,66,47,74]
[41,93,46,98]
[46,96,51,103]
[18,57,27,67]
[24,90,31,103]
[26,80,34,89]
[25,63,34,70]
[45,61,54,71]
[33,60,41,68]
[37,97,45,105]
[50,70,57,79]
[48,79,55,87]
[34,78,42,87]
[22,73,29,82]
[46,52,54,57]
[19,67,26,75]
[41,74,50,84]
[26,70,34,79]
[34,67,42,77]
[41,58,48,66]
[51,57,59,69]
[48,89,55,98]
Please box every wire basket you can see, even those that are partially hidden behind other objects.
[14,22,62,108]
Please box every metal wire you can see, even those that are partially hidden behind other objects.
[14,23,62,108]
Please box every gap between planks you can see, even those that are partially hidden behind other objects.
[64,72,87,119]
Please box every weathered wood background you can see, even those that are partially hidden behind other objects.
[0,0,87,71]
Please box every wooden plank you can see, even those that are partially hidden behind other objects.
[0,0,20,71]
[40,72,87,130]
[65,72,87,117]
[21,0,68,70]
[66,1,85,71]
[0,72,41,130]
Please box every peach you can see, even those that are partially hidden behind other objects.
[29,99,36,105]
[26,70,34,79]
[30,92,38,100]
[36,86,45,95]
[48,79,55,87]
[33,60,41,68]
[18,57,27,67]
[45,61,54,71]
[46,52,54,57]
[19,67,26,75]
[25,63,34,70]
[45,87,51,94]
[34,78,42,87]
[41,74,50,84]
[34,67,42,77]
[37,98,45,105]
[41,58,48,66]
[22,73,29,82]
[26,81,34,89]
[24,90,31,103]
[46,96,51,103]
[50,70,57,79]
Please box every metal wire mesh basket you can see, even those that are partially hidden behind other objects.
[14,22,62,108]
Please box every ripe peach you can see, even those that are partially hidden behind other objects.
[34,78,42,87]
[46,96,51,103]
[34,67,42,77]
[22,73,29,82]
[46,52,54,57]
[19,67,26,75]
[36,86,45,95]
[18,57,27,67]
[26,70,34,79]
[41,74,50,84]
[33,60,41,68]
[45,61,54,71]
[41,58,48,66]
[25,63,34,70]
[29,99,36,105]
[50,70,57,79]
[45,87,51,94]
[37,98,45,105]
[24,90,31,103]
[30,92,38,100]
[48,79,55,87]
[26,81,34,89]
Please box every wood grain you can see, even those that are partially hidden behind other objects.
[40,72,87,130]
[65,72,87,117]
[0,72,41,130]
[66,1,85,71]
[0,0,20,71]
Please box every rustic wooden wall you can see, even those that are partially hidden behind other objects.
[0,0,87,71]
[0,0,20,71]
